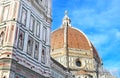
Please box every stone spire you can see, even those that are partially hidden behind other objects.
[62,10,71,27]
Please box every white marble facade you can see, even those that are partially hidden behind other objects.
[0,0,52,78]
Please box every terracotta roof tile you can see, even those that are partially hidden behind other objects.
[51,27,91,50]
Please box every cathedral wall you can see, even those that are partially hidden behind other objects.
[9,60,46,78]
[51,47,98,78]
[0,58,11,78]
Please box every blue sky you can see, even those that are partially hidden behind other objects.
[52,0,120,77]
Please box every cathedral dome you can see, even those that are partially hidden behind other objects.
[51,27,91,50]
[51,11,101,63]
[51,11,91,50]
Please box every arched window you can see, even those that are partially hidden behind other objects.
[27,36,33,56]
[34,42,39,60]
[36,22,40,37]
[18,34,22,47]
[43,27,47,42]
[2,5,10,22]
[0,31,5,46]
[17,30,24,50]
[21,7,27,25]
[27,40,32,55]
[29,15,35,32]
[41,47,46,64]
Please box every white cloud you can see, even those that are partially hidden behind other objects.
[87,32,110,57]
[116,31,120,39]
[69,0,120,30]
[88,33,108,47]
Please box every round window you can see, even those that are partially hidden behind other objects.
[76,60,81,67]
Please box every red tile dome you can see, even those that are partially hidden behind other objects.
[51,27,91,50]
[51,11,101,63]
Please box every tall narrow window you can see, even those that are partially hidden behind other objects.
[2,5,10,21]
[41,47,46,64]
[43,27,47,41]
[21,7,27,25]
[45,0,48,12]
[27,36,33,56]
[36,22,40,37]
[17,30,25,50]
[29,15,35,32]
[34,41,39,60]
[0,31,5,46]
